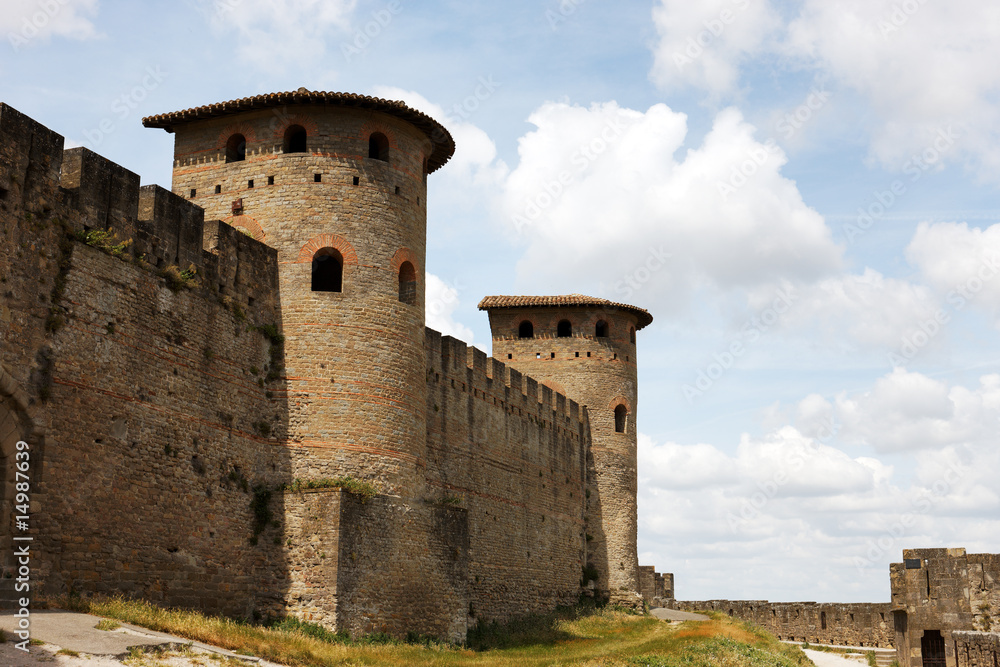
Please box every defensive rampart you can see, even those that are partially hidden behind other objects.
[672,600,894,647]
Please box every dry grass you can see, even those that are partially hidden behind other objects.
[49,597,810,667]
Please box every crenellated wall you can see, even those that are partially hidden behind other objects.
[671,600,894,648]
[0,98,638,641]
[425,329,589,622]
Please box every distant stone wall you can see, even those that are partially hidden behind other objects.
[954,631,1000,667]
[672,600,894,648]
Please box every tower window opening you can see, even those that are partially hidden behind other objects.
[368,132,389,161]
[314,173,322,183]
[283,125,307,153]
[596,320,609,337]
[614,404,627,433]
[352,176,360,186]
[550,352,555,359]
[821,611,827,630]
[518,320,534,339]
[190,189,196,198]
[630,326,636,343]
[268,175,274,185]
[557,319,572,337]
[398,261,416,305]
[507,354,512,360]
[215,184,222,194]
[225,134,246,163]
[248,179,254,189]
[311,248,343,293]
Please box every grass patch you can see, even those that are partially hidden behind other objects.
[57,647,81,656]
[53,596,810,667]
[96,618,121,631]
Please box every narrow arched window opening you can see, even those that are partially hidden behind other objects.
[369,132,389,161]
[614,405,627,433]
[518,321,533,339]
[226,134,246,163]
[283,125,307,153]
[311,248,343,293]
[629,326,636,344]
[398,261,416,305]
[557,320,572,338]
[595,320,609,337]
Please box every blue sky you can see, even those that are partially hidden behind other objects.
[5,0,1000,604]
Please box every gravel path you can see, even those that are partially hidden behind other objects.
[802,648,868,666]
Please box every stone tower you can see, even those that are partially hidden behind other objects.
[478,294,652,603]
[144,91,454,497]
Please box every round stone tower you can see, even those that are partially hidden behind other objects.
[144,91,454,497]
[478,295,652,602]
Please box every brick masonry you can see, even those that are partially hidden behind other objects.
[0,94,654,639]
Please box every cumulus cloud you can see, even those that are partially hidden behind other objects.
[836,369,1000,453]
[649,0,781,97]
[370,86,508,188]
[2,0,100,46]
[906,221,1000,318]
[649,1,1000,179]
[503,101,841,309]
[425,272,474,344]
[202,0,356,72]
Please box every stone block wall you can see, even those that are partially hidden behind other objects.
[425,329,588,623]
[672,600,894,647]
[954,631,1000,667]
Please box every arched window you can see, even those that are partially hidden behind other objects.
[368,132,389,162]
[226,134,246,163]
[557,320,572,337]
[398,261,416,305]
[368,132,389,161]
[614,405,627,433]
[283,125,307,153]
[595,320,609,337]
[518,320,533,339]
[629,326,636,344]
[311,248,343,293]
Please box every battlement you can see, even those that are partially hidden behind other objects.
[0,102,279,313]
[425,327,585,428]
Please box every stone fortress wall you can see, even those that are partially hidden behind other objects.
[670,599,894,647]
[0,95,653,641]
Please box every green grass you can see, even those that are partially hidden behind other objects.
[53,596,810,667]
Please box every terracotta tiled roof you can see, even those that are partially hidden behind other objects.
[142,90,455,173]
[478,294,653,330]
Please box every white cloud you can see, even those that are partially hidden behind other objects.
[649,0,781,98]
[836,369,1000,453]
[203,0,356,72]
[503,101,841,310]
[425,272,474,344]
[778,268,940,350]
[369,86,508,188]
[2,0,100,46]
[784,0,1000,175]
[907,221,1000,317]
